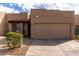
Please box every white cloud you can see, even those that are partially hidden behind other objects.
[57,3,79,14]
[0,2,79,14]
[17,3,27,11]
[44,3,79,14]
[0,5,20,13]
[0,3,28,13]
[31,0,79,3]
[0,0,79,3]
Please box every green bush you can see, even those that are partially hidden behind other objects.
[75,35,79,40]
[75,27,79,35]
[75,26,79,40]
[6,32,23,48]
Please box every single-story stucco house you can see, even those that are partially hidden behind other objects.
[0,9,76,40]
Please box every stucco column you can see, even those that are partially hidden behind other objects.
[71,23,75,40]
[9,23,12,32]
[20,23,23,33]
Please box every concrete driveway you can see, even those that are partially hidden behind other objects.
[26,39,79,56]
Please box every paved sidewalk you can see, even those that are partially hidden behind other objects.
[0,36,8,49]
[26,39,79,56]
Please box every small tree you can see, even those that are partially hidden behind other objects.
[6,32,23,49]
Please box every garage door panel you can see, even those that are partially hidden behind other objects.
[35,24,70,39]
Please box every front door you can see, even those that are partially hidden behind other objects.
[23,22,30,37]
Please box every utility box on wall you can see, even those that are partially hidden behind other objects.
[31,9,74,40]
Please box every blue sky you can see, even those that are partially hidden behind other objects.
[0,2,79,14]
[0,3,29,13]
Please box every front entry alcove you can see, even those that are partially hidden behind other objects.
[8,21,30,37]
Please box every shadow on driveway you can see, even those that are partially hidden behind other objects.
[30,39,71,46]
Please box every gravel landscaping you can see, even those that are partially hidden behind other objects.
[0,37,32,56]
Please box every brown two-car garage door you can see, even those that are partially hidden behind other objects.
[31,9,74,40]
[35,23,71,39]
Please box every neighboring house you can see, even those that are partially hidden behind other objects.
[0,9,75,40]
[75,15,79,26]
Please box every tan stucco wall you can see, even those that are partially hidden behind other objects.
[0,13,28,35]
[6,13,28,32]
[0,9,75,40]
[6,13,28,21]
[75,15,79,25]
[31,9,74,39]
[0,13,7,35]
[31,9,74,24]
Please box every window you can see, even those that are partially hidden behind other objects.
[12,23,22,32]
[12,23,17,32]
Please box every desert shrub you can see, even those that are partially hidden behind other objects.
[75,35,79,40]
[75,26,79,35]
[6,32,23,48]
